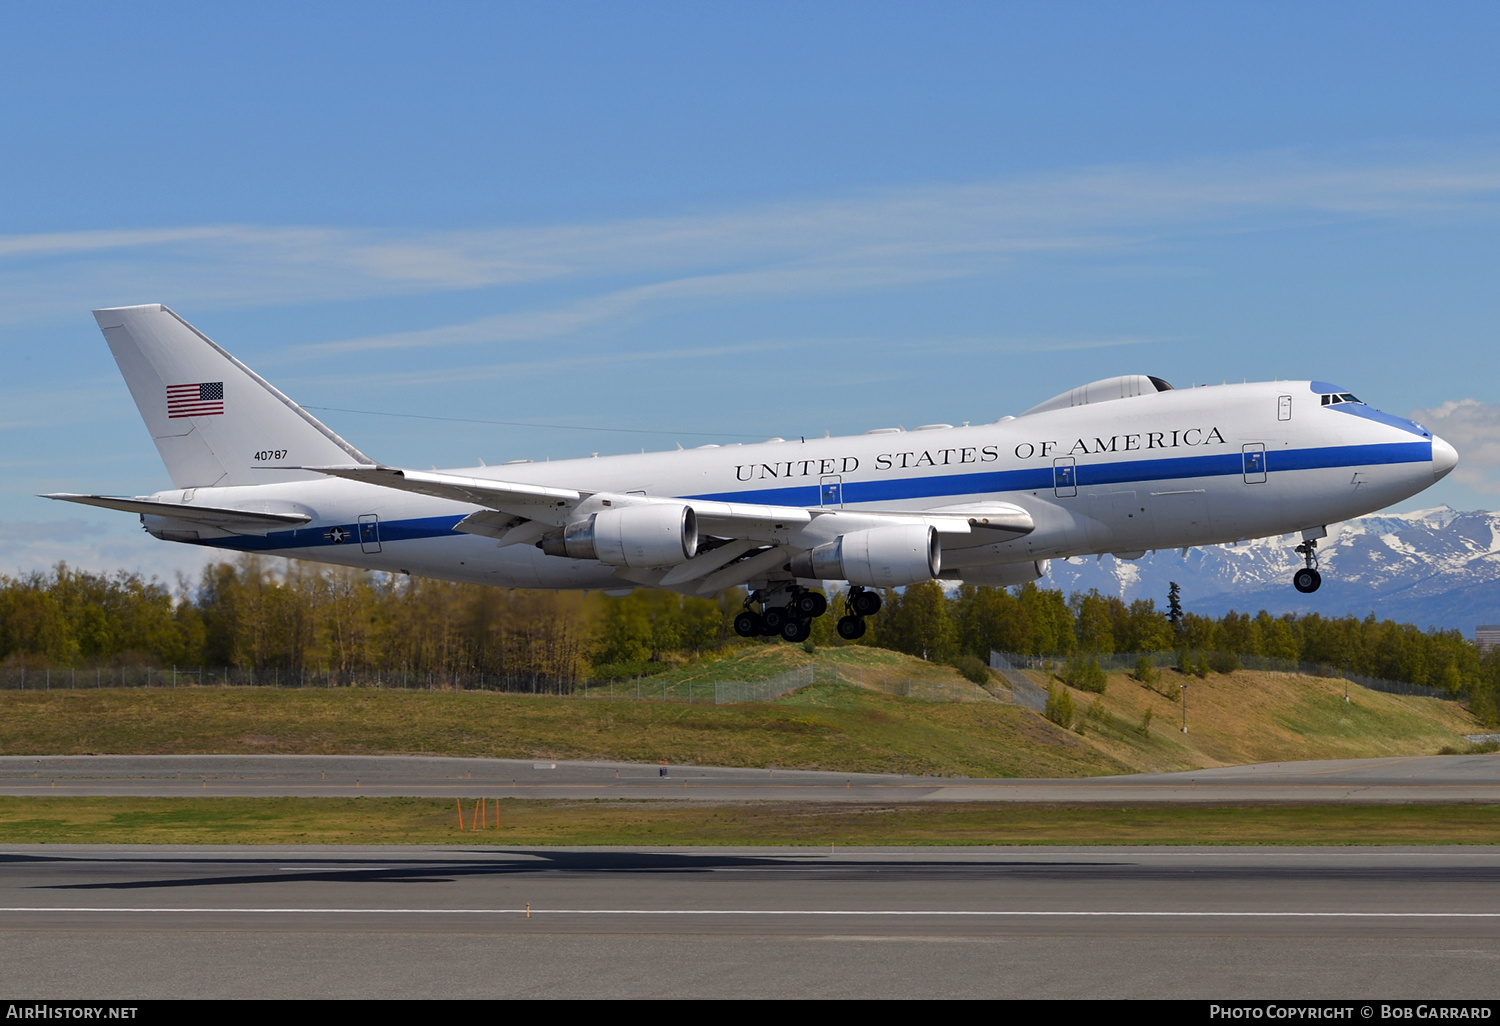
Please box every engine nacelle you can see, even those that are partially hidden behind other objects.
[540,504,698,567]
[938,559,1047,587]
[787,525,940,587]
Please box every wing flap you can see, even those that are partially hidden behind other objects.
[308,465,583,525]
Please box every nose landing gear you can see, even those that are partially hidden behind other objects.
[1293,539,1322,594]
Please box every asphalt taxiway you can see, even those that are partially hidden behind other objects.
[3,752,1499,802]
[2,845,1498,998]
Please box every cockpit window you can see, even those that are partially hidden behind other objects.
[1340,393,1361,403]
[1321,393,1363,406]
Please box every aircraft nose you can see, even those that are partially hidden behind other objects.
[1432,434,1459,481]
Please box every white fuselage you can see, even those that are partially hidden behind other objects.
[139,380,1452,591]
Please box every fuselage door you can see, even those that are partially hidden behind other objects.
[1242,443,1267,485]
[1278,395,1292,421]
[819,476,843,508]
[358,513,382,553]
[1053,457,1078,498]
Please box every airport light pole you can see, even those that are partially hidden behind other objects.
[1180,682,1188,733]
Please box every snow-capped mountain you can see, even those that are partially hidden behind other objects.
[1036,507,1500,636]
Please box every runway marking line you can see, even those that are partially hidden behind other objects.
[3,908,1499,918]
[6,782,1500,792]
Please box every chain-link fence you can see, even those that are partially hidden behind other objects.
[580,664,815,704]
[0,658,995,705]
[986,653,1049,712]
[0,664,579,694]
[581,661,996,704]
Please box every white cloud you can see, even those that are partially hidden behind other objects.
[3,150,1499,330]
[1410,399,1500,493]
[300,262,972,355]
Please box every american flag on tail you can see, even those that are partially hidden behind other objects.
[166,381,224,418]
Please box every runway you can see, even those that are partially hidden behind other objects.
[2,845,1499,998]
[3,752,1500,802]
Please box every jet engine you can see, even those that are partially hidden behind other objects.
[540,504,698,567]
[787,524,940,587]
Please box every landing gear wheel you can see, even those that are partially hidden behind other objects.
[1293,568,1322,594]
[796,592,828,617]
[850,590,882,617]
[733,611,764,638]
[762,606,790,632]
[781,618,812,643]
[837,615,867,640]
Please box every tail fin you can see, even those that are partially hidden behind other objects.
[93,304,374,489]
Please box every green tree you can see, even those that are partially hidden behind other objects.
[952,585,1033,658]
[1017,584,1075,655]
[875,581,955,661]
[1045,683,1075,727]
[1072,589,1119,654]
[1121,598,1171,653]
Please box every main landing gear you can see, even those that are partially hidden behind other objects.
[835,587,881,641]
[734,585,882,643]
[1293,538,1322,594]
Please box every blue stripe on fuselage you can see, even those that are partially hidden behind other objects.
[205,514,468,553]
[201,439,1431,552]
[686,439,1433,506]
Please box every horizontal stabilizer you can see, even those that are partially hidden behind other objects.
[43,493,312,531]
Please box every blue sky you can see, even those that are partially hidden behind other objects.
[4,2,1500,584]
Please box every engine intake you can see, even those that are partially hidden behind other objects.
[540,504,698,567]
[787,525,940,587]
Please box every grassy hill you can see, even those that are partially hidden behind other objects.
[0,645,1485,777]
[1014,662,1484,774]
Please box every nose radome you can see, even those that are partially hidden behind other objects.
[1432,434,1459,481]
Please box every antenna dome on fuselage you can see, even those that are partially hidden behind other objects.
[1019,374,1174,417]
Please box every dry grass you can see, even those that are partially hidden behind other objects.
[0,646,1483,779]
[1027,666,1483,773]
[0,680,1128,779]
[4,796,1500,846]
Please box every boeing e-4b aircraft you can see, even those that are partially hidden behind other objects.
[48,305,1459,643]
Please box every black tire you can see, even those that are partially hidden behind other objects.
[837,615,866,640]
[781,618,812,643]
[762,606,789,631]
[796,592,828,617]
[733,611,763,638]
[851,590,882,616]
[1293,568,1322,594]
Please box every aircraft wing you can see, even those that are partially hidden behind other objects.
[309,465,584,521]
[308,464,1034,592]
[43,493,313,533]
[307,464,819,535]
[310,464,1030,531]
